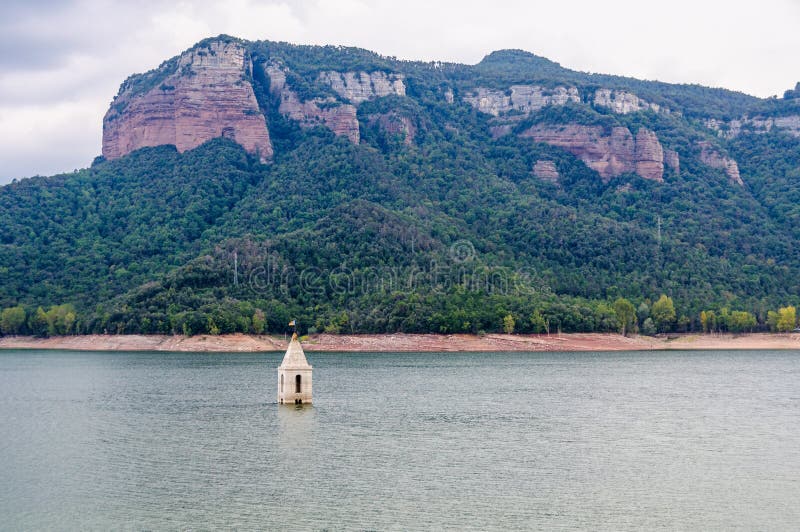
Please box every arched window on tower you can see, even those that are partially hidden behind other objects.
[280,374,284,393]
[295,374,302,393]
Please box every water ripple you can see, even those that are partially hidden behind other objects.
[1,349,799,530]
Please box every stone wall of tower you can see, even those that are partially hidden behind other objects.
[278,367,313,404]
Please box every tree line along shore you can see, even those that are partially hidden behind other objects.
[0,297,797,339]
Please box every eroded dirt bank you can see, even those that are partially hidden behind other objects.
[1,332,799,352]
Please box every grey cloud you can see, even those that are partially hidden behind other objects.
[0,1,83,69]
[0,0,74,17]
[0,130,100,183]
[0,34,85,70]
[0,0,163,70]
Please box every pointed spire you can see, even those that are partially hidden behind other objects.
[279,332,312,370]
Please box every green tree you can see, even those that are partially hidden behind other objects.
[651,295,676,333]
[503,314,515,334]
[0,305,26,335]
[612,298,636,336]
[767,310,780,332]
[776,306,797,332]
[700,310,717,333]
[252,309,266,334]
[641,317,656,336]
[323,322,341,334]
[63,309,76,335]
[728,311,757,333]
[44,304,77,335]
[718,307,731,332]
[637,302,650,329]
[29,307,49,337]
[530,310,547,334]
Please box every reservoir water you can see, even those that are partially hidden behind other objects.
[1,349,798,530]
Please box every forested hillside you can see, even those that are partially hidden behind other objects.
[1,35,799,336]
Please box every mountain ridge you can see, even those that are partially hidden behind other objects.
[1,35,799,336]
[100,35,797,189]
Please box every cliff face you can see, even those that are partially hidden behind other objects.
[634,128,665,180]
[594,89,664,114]
[264,63,360,143]
[263,66,410,144]
[520,125,665,182]
[98,36,756,192]
[464,84,683,183]
[532,160,560,182]
[705,115,800,138]
[318,71,406,103]
[103,41,272,162]
[697,141,743,185]
[366,112,416,145]
[464,86,667,117]
[464,85,580,116]
[664,149,681,175]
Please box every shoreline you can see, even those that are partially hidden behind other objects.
[0,332,799,352]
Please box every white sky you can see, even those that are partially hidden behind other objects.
[1,0,799,183]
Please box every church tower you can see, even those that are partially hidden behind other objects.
[278,333,313,405]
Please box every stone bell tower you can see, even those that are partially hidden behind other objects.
[278,333,313,405]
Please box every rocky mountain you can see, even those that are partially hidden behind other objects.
[519,125,668,182]
[103,40,273,162]
[99,36,789,192]
[1,35,799,336]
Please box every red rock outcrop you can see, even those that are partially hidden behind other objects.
[103,40,272,162]
[634,128,664,181]
[265,63,360,143]
[320,106,360,142]
[532,160,560,182]
[697,141,743,185]
[366,112,416,145]
[664,149,680,175]
[520,125,665,182]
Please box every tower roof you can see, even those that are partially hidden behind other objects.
[278,333,312,369]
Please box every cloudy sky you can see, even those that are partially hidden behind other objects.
[1,0,799,183]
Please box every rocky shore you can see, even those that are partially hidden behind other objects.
[1,332,799,352]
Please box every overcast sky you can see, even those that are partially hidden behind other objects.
[1,0,799,183]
